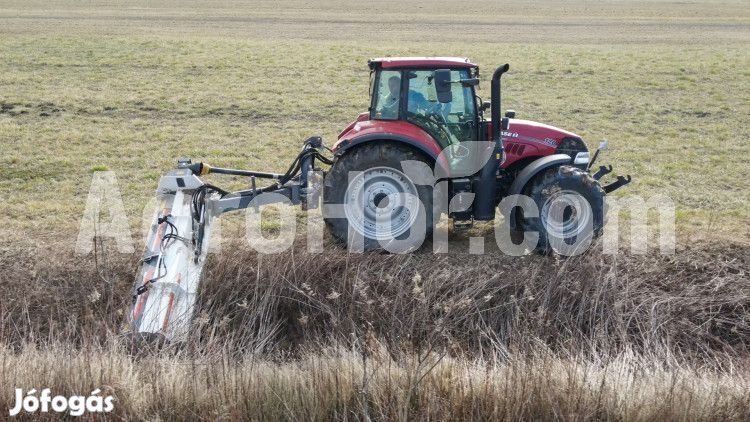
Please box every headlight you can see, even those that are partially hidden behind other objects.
[574,152,590,165]
[556,136,588,156]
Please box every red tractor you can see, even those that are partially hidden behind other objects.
[323,57,629,251]
[129,57,631,342]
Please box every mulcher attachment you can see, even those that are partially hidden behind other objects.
[128,177,215,344]
[127,137,330,345]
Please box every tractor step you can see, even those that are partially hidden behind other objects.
[453,219,474,230]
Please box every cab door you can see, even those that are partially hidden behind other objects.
[404,69,478,149]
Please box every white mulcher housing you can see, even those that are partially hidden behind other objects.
[129,139,328,343]
[129,170,216,343]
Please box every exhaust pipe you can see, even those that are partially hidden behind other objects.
[473,63,510,220]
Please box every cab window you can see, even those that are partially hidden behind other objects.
[372,70,401,120]
[405,69,477,147]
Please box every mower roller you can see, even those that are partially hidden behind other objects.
[128,58,631,343]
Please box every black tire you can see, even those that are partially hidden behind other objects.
[519,165,605,254]
[323,143,436,252]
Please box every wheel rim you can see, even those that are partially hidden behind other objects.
[540,190,593,239]
[344,167,420,241]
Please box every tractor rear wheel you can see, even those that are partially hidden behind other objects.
[519,165,605,254]
[324,143,435,252]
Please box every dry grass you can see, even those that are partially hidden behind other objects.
[3,241,749,360]
[1,240,750,419]
[2,345,749,421]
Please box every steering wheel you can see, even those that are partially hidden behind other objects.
[406,111,454,145]
[430,103,450,124]
[413,101,448,124]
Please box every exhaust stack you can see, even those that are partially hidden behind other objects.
[473,63,510,220]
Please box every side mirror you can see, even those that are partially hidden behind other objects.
[505,109,516,118]
[433,69,453,103]
[482,101,491,111]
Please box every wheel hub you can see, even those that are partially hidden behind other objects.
[541,190,593,239]
[344,167,420,241]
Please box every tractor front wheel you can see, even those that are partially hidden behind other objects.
[323,143,435,252]
[519,165,605,254]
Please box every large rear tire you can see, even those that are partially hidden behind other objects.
[323,143,435,252]
[519,165,605,254]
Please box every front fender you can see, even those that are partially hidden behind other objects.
[508,154,572,195]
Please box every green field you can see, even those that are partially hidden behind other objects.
[1,1,750,420]
[1,0,749,245]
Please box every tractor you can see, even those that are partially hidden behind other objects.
[128,58,631,343]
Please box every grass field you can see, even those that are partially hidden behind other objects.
[1,0,750,420]
[1,0,749,242]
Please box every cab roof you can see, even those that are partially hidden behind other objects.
[368,57,477,70]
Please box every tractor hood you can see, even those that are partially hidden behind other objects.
[498,119,588,169]
[503,119,580,147]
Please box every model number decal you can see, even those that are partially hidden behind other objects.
[501,131,519,138]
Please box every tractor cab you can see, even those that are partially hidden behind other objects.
[368,57,481,148]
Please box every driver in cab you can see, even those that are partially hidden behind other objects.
[379,75,402,119]
[379,73,446,120]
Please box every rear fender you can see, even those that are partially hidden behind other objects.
[335,133,439,162]
[334,134,450,178]
[334,119,443,161]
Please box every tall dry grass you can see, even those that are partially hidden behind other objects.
[2,344,749,421]
[1,240,749,419]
